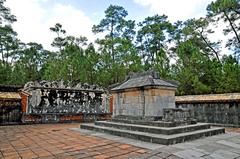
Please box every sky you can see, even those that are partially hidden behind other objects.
[5,0,215,50]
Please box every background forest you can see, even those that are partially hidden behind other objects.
[0,0,239,95]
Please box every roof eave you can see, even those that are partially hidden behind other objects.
[111,84,177,92]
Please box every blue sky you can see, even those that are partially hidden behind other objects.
[6,0,214,50]
[70,0,151,22]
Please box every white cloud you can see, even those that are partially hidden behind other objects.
[5,0,94,50]
[134,0,213,22]
[4,0,231,57]
[134,0,232,56]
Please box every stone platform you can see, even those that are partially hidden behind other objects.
[80,118,225,145]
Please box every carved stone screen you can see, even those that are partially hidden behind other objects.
[22,81,109,115]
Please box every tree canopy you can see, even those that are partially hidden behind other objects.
[0,1,239,95]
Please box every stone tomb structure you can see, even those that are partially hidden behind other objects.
[111,71,176,118]
[81,71,225,145]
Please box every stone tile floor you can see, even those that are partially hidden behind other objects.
[0,124,239,159]
[74,127,240,159]
[0,124,149,159]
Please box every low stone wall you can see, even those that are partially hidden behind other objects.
[176,93,240,127]
[0,86,22,125]
[0,99,22,125]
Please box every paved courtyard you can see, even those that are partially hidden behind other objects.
[0,124,149,159]
[0,123,240,159]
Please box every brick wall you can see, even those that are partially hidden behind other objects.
[20,93,28,113]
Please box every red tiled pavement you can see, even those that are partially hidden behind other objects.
[226,127,240,133]
[0,124,149,159]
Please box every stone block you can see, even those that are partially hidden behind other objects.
[173,149,206,159]
[81,122,225,145]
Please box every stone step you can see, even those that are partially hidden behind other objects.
[80,123,225,145]
[95,121,210,135]
[111,118,190,127]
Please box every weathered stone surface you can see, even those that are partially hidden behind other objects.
[82,71,225,146]
[111,71,177,117]
[20,80,111,123]
[111,70,177,91]
[163,108,196,125]
[75,126,240,159]
[95,121,210,135]
[111,117,189,127]
[216,140,240,149]
[145,96,175,116]
[22,80,108,115]
[80,122,225,145]
[176,93,240,127]
[173,149,206,159]
[212,150,240,159]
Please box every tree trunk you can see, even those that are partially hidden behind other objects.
[224,11,240,44]
[110,19,114,61]
[200,32,221,63]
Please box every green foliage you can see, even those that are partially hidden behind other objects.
[0,2,239,95]
[50,23,67,51]
[172,40,211,95]
[92,5,141,84]
[136,14,173,77]
[220,55,240,92]
[207,0,240,58]
[0,0,16,24]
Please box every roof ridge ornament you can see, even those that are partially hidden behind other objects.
[127,70,160,79]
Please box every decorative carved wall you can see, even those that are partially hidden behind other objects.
[22,80,109,115]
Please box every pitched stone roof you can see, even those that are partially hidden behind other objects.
[111,71,178,91]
